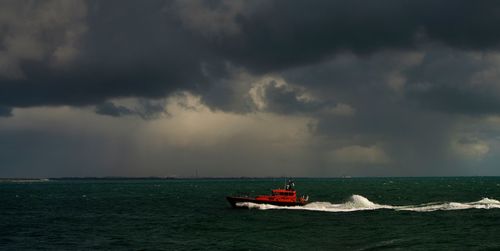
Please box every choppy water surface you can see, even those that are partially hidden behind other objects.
[1,177,500,250]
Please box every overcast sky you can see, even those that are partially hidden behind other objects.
[1,0,500,177]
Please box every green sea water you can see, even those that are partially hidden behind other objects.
[1,177,500,250]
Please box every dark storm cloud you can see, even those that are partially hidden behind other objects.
[0,0,206,108]
[215,0,500,72]
[0,106,12,117]
[2,0,500,113]
[133,99,169,119]
[95,102,133,117]
[263,81,318,114]
[278,50,472,175]
[408,86,500,115]
[398,49,500,115]
[257,80,334,114]
[95,99,167,119]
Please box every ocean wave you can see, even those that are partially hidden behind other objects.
[236,195,500,212]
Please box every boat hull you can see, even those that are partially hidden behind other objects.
[226,196,307,208]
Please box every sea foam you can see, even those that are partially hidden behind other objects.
[237,195,500,212]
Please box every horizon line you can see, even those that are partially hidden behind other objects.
[1,175,500,180]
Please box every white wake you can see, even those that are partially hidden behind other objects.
[237,195,500,212]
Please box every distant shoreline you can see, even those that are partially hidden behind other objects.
[0,178,51,183]
[1,176,499,182]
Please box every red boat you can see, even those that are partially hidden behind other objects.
[226,180,309,208]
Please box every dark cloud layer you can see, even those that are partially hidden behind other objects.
[95,102,133,117]
[2,0,500,111]
[2,0,500,177]
[0,106,12,117]
[192,0,500,73]
[95,100,167,119]
[409,86,500,115]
